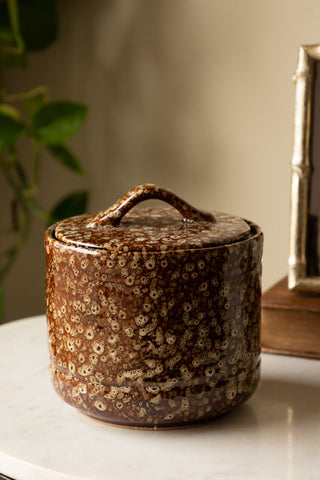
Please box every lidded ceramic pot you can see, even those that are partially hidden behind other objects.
[45,184,263,429]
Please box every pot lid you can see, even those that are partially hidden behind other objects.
[54,184,251,252]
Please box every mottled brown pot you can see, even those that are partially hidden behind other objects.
[45,184,263,429]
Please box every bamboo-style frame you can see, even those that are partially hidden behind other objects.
[289,44,320,291]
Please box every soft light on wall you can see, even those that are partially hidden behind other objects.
[3,0,320,321]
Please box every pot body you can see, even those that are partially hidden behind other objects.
[45,221,263,429]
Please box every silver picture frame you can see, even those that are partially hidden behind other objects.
[289,43,320,291]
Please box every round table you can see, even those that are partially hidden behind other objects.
[0,315,319,480]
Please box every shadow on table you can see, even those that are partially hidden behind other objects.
[151,372,320,438]
[210,373,319,433]
[253,374,320,424]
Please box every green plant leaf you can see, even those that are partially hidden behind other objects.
[47,143,85,175]
[0,104,25,151]
[31,101,87,145]
[23,92,46,116]
[18,0,57,51]
[49,190,88,225]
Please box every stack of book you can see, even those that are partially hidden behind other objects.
[261,277,320,358]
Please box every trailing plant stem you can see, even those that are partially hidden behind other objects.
[1,85,48,104]
[0,150,52,283]
[0,204,30,283]
[0,152,51,223]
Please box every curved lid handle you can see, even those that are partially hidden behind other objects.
[87,184,215,227]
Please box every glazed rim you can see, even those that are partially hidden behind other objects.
[53,185,256,253]
[50,211,260,254]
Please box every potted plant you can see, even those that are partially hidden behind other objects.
[0,0,88,318]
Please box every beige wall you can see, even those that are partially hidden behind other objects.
[2,0,319,321]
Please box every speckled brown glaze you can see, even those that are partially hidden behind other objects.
[45,184,263,429]
[55,208,251,252]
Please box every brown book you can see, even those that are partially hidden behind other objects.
[261,277,320,358]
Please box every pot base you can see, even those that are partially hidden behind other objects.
[50,361,260,429]
[81,401,249,430]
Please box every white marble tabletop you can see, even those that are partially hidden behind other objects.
[0,315,319,480]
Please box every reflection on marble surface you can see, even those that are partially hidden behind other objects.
[0,316,319,480]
